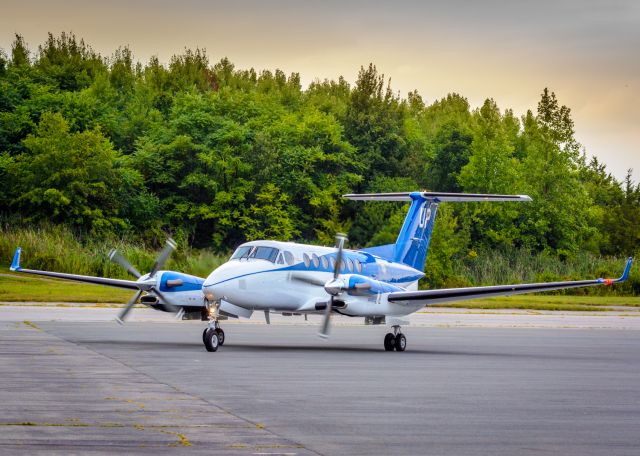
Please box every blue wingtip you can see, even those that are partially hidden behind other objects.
[10,247,22,271]
[619,257,633,282]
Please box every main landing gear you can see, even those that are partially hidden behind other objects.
[203,300,225,352]
[383,325,406,352]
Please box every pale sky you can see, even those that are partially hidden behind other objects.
[2,0,639,182]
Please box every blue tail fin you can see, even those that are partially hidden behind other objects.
[357,193,438,271]
[392,193,438,271]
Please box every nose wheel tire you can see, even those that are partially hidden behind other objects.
[204,328,219,352]
[215,328,225,346]
[384,333,396,351]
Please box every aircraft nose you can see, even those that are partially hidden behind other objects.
[202,262,237,300]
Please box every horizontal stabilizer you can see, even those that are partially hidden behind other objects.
[343,192,532,202]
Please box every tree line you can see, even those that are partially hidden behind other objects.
[1,33,638,288]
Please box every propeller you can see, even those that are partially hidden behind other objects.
[111,238,181,324]
[319,233,347,339]
[109,249,141,279]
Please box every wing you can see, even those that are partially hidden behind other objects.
[388,257,633,306]
[10,247,140,290]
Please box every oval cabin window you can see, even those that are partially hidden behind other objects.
[284,251,294,265]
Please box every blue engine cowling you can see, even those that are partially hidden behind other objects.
[346,275,404,296]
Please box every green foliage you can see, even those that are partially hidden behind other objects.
[241,183,299,241]
[7,112,129,235]
[0,33,639,294]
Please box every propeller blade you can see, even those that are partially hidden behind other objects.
[149,238,177,278]
[109,249,142,279]
[319,233,347,339]
[333,233,347,280]
[116,289,143,324]
[319,297,333,339]
[153,288,182,314]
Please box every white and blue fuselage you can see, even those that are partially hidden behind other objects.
[202,240,426,318]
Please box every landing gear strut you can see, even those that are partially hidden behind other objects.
[383,325,406,352]
[203,300,225,352]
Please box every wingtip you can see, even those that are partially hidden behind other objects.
[612,257,633,283]
[10,247,22,272]
[621,257,633,281]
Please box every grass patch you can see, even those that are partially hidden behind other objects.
[0,268,132,303]
[429,295,640,311]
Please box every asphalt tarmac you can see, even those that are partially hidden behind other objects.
[1,316,639,455]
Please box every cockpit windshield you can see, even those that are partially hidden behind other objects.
[230,245,280,263]
[250,246,279,262]
[230,246,251,260]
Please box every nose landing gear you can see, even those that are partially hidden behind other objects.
[203,299,225,352]
[383,325,406,352]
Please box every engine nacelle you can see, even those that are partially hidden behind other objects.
[346,275,404,296]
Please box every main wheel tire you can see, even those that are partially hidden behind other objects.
[204,328,219,352]
[384,333,396,351]
[202,328,210,344]
[215,328,225,346]
[394,333,406,352]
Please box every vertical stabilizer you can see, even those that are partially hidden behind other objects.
[393,193,438,271]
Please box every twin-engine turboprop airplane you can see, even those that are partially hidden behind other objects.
[10,240,206,323]
[10,191,633,353]
[198,191,633,352]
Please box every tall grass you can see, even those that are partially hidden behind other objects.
[0,224,229,279]
[449,249,639,296]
